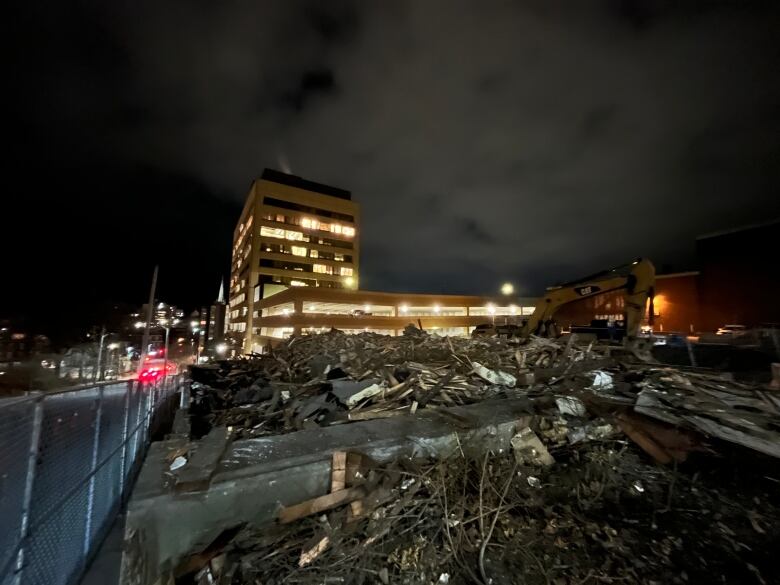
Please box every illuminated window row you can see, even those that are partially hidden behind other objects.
[261,216,355,239]
[259,226,354,249]
[313,264,353,276]
[259,302,536,317]
[260,241,353,262]
[259,259,354,278]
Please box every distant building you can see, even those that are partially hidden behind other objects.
[0,323,50,363]
[695,220,780,330]
[252,287,537,351]
[139,301,184,326]
[204,281,227,354]
[229,169,360,352]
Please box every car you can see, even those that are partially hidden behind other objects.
[139,368,162,382]
[716,324,747,337]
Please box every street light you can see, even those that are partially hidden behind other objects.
[487,303,496,326]
[190,320,202,364]
[501,283,515,325]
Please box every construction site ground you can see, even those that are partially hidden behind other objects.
[118,329,780,585]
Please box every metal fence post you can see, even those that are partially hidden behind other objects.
[13,394,44,585]
[83,385,104,559]
[118,381,132,498]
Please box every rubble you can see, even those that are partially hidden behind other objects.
[178,444,780,585]
[165,330,780,585]
[188,330,610,439]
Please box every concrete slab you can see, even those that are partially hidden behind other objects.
[121,397,533,585]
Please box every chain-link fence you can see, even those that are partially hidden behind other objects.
[0,376,184,585]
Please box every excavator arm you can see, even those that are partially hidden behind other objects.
[520,258,655,341]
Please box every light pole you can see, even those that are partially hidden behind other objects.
[501,282,514,324]
[95,329,109,382]
[159,319,171,384]
[190,320,201,364]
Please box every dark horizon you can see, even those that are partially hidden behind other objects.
[5,1,780,342]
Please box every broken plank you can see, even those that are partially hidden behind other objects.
[278,486,366,524]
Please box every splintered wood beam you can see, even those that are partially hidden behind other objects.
[331,451,347,492]
[278,486,366,524]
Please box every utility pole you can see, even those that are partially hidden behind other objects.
[162,325,170,384]
[137,266,159,376]
[94,327,108,382]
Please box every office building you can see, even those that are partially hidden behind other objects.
[229,169,360,352]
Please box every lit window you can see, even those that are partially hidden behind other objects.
[320,223,330,232]
[332,224,342,234]
[310,249,318,258]
[291,246,307,257]
[314,264,328,274]
[342,226,355,237]
[260,226,285,239]
[276,214,285,223]
[290,280,308,287]
[335,253,344,261]
[285,230,303,241]
[301,218,312,229]
[340,267,353,276]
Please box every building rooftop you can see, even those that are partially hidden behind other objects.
[260,168,352,201]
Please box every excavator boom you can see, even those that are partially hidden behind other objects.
[520,258,655,341]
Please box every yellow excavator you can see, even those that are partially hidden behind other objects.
[518,258,656,343]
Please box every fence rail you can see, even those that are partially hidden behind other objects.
[0,376,184,585]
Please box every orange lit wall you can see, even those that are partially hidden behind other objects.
[653,273,699,333]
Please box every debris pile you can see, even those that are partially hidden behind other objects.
[188,330,607,439]
[172,330,780,585]
[180,443,780,585]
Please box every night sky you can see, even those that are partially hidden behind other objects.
[5,1,780,340]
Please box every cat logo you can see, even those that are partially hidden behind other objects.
[575,285,601,296]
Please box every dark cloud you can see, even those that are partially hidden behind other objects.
[5,0,780,330]
[460,219,497,246]
[281,69,337,112]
